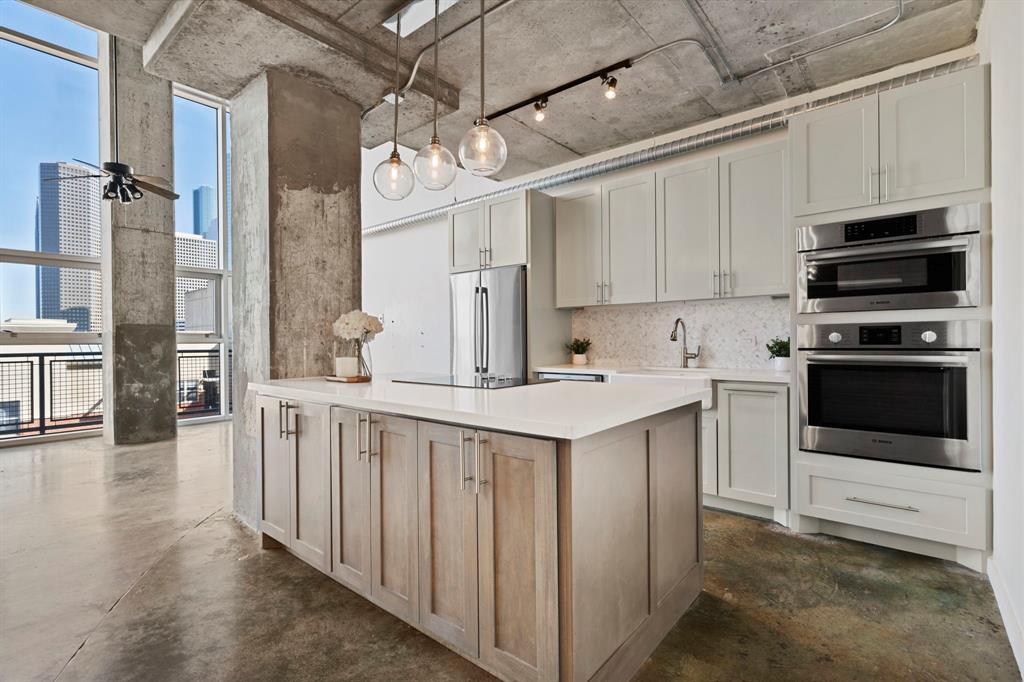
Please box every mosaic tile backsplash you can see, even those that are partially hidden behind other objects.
[572,296,791,369]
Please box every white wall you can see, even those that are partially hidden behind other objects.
[977,1,1024,672]
[361,141,503,374]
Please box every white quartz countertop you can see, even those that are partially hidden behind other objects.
[250,376,710,441]
[534,363,791,384]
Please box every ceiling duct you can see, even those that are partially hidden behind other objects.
[363,55,979,237]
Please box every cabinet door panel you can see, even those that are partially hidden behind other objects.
[554,190,603,307]
[717,383,789,507]
[370,414,419,621]
[656,158,719,301]
[290,401,331,571]
[603,174,656,305]
[258,394,290,545]
[478,432,558,682]
[331,407,371,595]
[417,422,479,655]
[450,204,484,273]
[879,67,986,202]
[790,96,879,215]
[486,192,528,268]
[720,142,789,298]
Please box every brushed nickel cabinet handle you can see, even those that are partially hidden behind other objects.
[846,496,919,513]
[596,282,602,304]
[712,271,720,297]
[883,163,890,202]
[722,271,731,295]
[282,402,297,441]
[367,418,379,458]
[356,413,367,461]
[459,430,474,491]
[474,433,489,494]
[278,401,286,439]
[867,165,875,203]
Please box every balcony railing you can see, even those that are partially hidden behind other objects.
[0,348,232,439]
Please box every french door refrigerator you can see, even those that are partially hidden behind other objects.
[450,265,526,381]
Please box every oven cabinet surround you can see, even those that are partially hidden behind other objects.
[790,65,988,216]
[555,138,788,309]
[253,380,706,682]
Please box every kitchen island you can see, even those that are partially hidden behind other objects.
[249,376,709,682]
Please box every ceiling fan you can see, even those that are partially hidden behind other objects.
[44,40,179,205]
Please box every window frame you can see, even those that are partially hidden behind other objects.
[0,18,102,346]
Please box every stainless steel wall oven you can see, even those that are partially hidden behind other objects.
[797,203,983,313]
[798,320,982,471]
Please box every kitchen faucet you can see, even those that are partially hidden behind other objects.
[669,318,701,368]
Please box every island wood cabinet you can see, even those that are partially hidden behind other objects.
[790,66,987,216]
[449,191,528,273]
[716,382,789,508]
[258,393,703,682]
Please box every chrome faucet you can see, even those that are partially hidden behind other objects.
[670,317,701,368]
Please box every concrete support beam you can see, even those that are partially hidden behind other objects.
[100,37,178,445]
[232,69,362,527]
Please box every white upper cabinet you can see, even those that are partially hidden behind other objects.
[449,192,529,273]
[791,66,987,216]
[656,158,719,302]
[790,97,880,216]
[484,193,528,268]
[449,204,485,273]
[555,189,603,308]
[603,173,656,305]
[719,141,789,298]
[878,66,987,202]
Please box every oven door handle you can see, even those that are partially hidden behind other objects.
[803,236,971,263]
[806,353,969,366]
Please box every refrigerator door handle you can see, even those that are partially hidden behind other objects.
[473,285,480,373]
[481,286,490,374]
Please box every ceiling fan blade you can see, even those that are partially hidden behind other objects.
[133,177,180,201]
[72,158,107,173]
[43,175,106,182]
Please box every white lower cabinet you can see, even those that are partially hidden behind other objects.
[716,382,789,508]
[795,460,987,550]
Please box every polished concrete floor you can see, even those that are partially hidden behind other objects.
[1,422,1019,681]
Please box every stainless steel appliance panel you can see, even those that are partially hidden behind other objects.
[536,372,605,382]
[449,265,526,381]
[798,320,982,471]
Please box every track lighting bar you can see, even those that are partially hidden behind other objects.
[485,59,632,121]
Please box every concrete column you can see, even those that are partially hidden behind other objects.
[232,70,362,527]
[100,37,177,445]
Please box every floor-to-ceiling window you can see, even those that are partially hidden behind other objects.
[0,1,102,439]
[172,86,232,421]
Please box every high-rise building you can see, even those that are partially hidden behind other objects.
[174,231,218,331]
[35,162,102,332]
[192,185,216,239]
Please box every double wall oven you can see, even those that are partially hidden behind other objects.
[798,320,982,472]
[797,203,982,313]
[796,202,986,473]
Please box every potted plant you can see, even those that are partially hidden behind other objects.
[565,338,592,365]
[766,336,791,372]
[332,310,384,382]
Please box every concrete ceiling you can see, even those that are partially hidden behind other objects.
[27,0,982,179]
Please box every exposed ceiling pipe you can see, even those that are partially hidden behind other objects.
[738,0,904,83]
[360,0,521,121]
[363,54,977,237]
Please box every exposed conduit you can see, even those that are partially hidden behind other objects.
[364,54,978,237]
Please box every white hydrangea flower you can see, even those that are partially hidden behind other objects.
[333,310,384,341]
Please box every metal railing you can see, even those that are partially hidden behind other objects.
[0,347,232,439]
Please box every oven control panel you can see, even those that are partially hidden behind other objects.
[798,320,981,350]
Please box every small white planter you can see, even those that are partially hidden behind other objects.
[772,357,791,372]
[571,354,588,366]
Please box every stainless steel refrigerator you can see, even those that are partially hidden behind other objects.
[451,265,526,381]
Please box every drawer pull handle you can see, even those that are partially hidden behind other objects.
[846,496,919,513]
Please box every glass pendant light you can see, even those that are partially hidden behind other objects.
[373,13,415,201]
[414,0,457,190]
[458,0,507,177]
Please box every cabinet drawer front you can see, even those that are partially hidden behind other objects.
[796,462,986,549]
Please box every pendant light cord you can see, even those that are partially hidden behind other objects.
[479,0,485,122]
[432,0,439,139]
[112,38,119,161]
[392,14,401,155]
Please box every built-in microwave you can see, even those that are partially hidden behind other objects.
[798,320,982,472]
[796,203,983,313]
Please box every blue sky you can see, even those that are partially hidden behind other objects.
[1,0,221,320]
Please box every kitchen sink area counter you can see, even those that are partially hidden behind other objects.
[249,377,707,682]
[534,363,791,384]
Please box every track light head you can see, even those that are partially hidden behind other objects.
[602,75,618,99]
[533,99,547,122]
